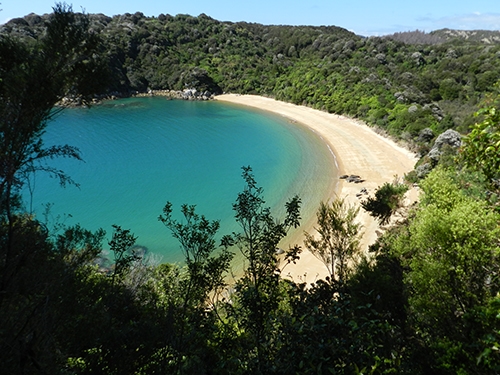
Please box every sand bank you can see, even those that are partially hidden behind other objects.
[215,94,418,284]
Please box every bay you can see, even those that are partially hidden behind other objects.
[23,97,337,264]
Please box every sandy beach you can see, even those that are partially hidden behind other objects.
[215,94,418,284]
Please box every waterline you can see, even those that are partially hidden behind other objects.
[24,97,337,264]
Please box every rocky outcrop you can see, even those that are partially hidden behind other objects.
[427,128,462,162]
[339,174,365,183]
[415,162,434,179]
[432,129,462,149]
[417,128,435,143]
[135,88,216,100]
[416,129,462,178]
[58,87,217,107]
[180,68,223,96]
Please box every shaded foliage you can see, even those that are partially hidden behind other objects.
[461,103,500,182]
[304,199,362,285]
[361,181,409,225]
[388,167,500,373]
[225,166,302,374]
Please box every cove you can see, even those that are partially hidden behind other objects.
[23,97,337,264]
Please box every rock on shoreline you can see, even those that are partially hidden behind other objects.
[135,88,216,101]
[58,88,217,107]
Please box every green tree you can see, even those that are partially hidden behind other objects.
[274,278,403,375]
[108,225,138,284]
[158,202,233,374]
[461,105,500,182]
[0,217,108,374]
[392,167,500,373]
[159,202,233,307]
[0,2,107,310]
[0,3,107,204]
[361,180,409,225]
[0,5,113,374]
[304,198,362,286]
[228,166,301,374]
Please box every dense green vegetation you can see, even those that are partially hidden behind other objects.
[1,4,500,375]
[4,8,500,146]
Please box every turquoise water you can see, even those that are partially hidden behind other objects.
[23,97,337,264]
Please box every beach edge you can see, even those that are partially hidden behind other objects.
[215,94,419,283]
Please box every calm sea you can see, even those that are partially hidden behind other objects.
[23,97,337,264]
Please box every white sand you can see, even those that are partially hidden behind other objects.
[215,94,418,284]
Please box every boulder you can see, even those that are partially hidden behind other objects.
[345,175,364,183]
[416,162,433,178]
[420,129,462,168]
[429,128,462,159]
[427,147,442,162]
[417,128,435,143]
[433,129,462,149]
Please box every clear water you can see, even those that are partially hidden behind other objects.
[23,97,337,264]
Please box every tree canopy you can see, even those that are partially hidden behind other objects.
[4,9,500,146]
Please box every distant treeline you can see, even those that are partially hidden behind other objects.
[3,11,500,147]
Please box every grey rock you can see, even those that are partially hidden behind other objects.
[375,53,387,64]
[433,129,462,149]
[428,147,442,162]
[421,129,462,167]
[411,51,422,60]
[416,163,433,178]
[411,51,425,65]
[345,175,365,183]
[418,128,435,143]
[394,92,406,102]
[408,105,418,113]
[423,103,444,121]
[446,49,458,59]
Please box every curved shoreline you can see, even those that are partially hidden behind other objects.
[215,94,419,283]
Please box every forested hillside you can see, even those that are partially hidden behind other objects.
[3,11,500,143]
[1,6,499,374]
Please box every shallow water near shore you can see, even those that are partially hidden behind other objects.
[23,97,337,264]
